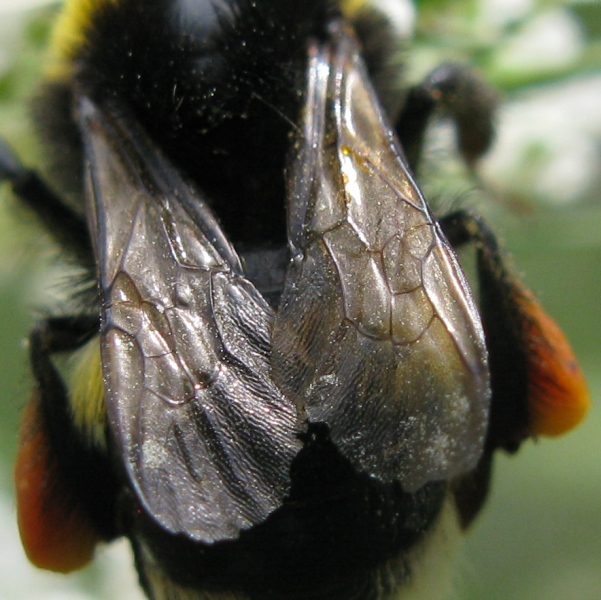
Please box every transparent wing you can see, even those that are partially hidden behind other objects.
[272,23,490,492]
[78,97,301,543]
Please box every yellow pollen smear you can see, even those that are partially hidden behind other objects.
[68,336,107,449]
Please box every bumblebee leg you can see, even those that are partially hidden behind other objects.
[396,64,498,173]
[15,315,119,572]
[440,210,589,451]
[27,315,117,523]
[439,210,530,451]
[29,315,98,355]
[0,138,92,263]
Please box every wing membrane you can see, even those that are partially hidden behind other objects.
[78,97,301,542]
[273,23,490,491]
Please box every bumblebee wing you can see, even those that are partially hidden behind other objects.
[273,24,490,492]
[77,97,301,543]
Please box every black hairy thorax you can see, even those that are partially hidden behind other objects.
[42,0,336,249]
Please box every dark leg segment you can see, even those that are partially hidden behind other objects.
[396,64,498,174]
[439,210,531,452]
[0,138,92,264]
[440,210,529,530]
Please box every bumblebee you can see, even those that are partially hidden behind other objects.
[0,0,589,598]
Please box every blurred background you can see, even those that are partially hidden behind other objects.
[0,0,599,598]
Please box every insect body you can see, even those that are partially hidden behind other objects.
[2,0,589,598]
